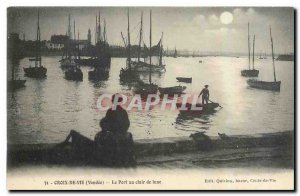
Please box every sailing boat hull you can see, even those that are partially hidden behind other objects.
[176,102,220,115]
[158,86,186,95]
[241,69,259,77]
[119,68,140,82]
[65,69,83,81]
[8,80,26,90]
[176,77,192,83]
[88,69,109,81]
[131,61,166,73]
[247,79,281,91]
[24,66,47,78]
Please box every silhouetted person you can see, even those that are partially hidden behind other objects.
[60,94,135,166]
[198,85,209,105]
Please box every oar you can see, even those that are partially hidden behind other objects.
[208,99,223,108]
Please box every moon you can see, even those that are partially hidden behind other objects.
[220,12,233,25]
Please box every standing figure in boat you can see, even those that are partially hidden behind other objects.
[198,85,210,105]
[23,11,47,78]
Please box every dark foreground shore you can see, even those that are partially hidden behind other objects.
[7,130,294,169]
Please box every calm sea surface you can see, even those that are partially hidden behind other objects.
[7,56,294,144]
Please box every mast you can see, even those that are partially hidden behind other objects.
[248,22,250,70]
[74,20,76,60]
[68,14,71,38]
[159,32,163,66]
[12,62,14,81]
[95,15,97,45]
[35,11,40,67]
[103,19,106,42]
[149,10,152,84]
[78,31,80,60]
[270,27,277,82]
[98,11,101,42]
[65,14,71,60]
[252,35,255,70]
[137,12,143,62]
[127,8,131,70]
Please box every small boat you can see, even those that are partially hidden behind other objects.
[176,102,220,115]
[241,23,259,77]
[247,79,281,91]
[134,82,158,95]
[276,54,294,61]
[24,12,47,78]
[9,61,26,90]
[173,47,177,58]
[131,61,166,73]
[119,66,140,82]
[199,60,203,63]
[65,67,83,81]
[241,69,259,77]
[176,77,192,83]
[60,58,73,69]
[29,58,37,61]
[9,80,26,90]
[88,68,109,81]
[64,20,83,81]
[158,85,186,95]
[247,27,281,91]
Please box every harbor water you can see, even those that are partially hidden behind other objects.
[7,56,294,144]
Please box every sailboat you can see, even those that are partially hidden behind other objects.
[247,27,281,91]
[60,14,73,68]
[119,10,141,82]
[129,12,166,73]
[88,12,111,81]
[9,60,26,90]
[23,11,47,78]
[64,20,83,81]
[241,23,259,77]
[134,10,158,95]
[258,51,264,59]
[173,47,178,58]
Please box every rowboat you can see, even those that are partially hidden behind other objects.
[176,77,192,83]
[176,102,220,114]
[158,85,186,95]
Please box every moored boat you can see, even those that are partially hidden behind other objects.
[176,77,192,83]
[246,27,281,91]
[241,69,259,77]
[176,102,220,114]
[64,20,83,81]
[241,22,259,77]
[158,85,186,95]
[65,67,83,81]
[247,79,281,91]
[23,12,47,78]
[88,68,109,81]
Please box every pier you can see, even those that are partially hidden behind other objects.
[8,130,293,168]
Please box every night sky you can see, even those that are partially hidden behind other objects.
[7,7,294,54]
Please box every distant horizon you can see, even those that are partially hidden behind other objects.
[8,7,294,54]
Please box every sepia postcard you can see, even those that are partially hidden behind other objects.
[7,6,295,190]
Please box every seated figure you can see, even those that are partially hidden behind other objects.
[60,94,135,166]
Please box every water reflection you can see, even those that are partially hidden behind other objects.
[7,56,294,144]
